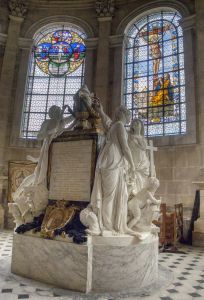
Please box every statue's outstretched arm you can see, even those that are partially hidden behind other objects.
[94,103,112,131]
[100,110,112,131]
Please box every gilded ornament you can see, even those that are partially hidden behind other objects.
[41,200,80,239]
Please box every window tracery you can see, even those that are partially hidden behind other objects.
[124,11,186,137]
[21,24,86,139]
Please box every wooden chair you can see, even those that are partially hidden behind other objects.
[174,203,183,242]
[153,203,183,251]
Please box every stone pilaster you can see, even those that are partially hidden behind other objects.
[192,2,204,247]
[84,38,98,92]
[180,14,196,141]
[0,0,27,228]
[110,34,125,118]
[95,0,115,112]
[195,0,204,145]
[0,1,26,166]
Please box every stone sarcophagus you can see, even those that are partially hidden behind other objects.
[47,130,103,202]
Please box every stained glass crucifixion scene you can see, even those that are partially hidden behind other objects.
[124,11,186,137]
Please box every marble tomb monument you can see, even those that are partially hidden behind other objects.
[10,85,161,293]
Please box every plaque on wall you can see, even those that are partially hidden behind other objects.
[48,131,102,202]
[8,161,37,202]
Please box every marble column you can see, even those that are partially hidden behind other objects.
[95,16,112,112]
[0,14,24,166]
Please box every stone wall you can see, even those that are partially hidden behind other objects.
[155,145,200,208]
[155,0,204,213]
[0,0,202,227]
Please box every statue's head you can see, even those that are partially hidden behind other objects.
[115,105,131,124]
[130,118,144,136]
[48,105,62,120]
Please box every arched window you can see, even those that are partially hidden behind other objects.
[21,24,87,138]
[124,11,185,137]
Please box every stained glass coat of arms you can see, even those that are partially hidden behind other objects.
[124,11,186,137]
[34,29,86,76]
[21,24,87,139]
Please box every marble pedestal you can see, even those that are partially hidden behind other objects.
[11,233,158,293]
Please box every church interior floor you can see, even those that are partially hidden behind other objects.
[0,230,204,300]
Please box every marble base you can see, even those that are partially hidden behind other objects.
[11,233,159,293]
[11,234,89,292]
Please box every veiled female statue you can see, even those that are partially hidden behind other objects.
[81,103,141,236]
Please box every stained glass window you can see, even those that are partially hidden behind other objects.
[124,11,186,137]
[21,24,87,139]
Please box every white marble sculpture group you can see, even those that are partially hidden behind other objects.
[80,100,161,238]
[9,85,161,240]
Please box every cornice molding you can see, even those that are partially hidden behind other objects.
[18,37,33,49]
[109,34,124,48]
[0,35,98,51]
[97,16,112,22]
[180,14,196,30]
[86,37,98,49]
[0,34,127,49]
[28,0,95,9]
[9,15,24,23]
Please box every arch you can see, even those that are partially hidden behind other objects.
[24,15,95,39]
[116,0,190,35]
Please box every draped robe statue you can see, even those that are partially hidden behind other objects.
[9,105,75,227]
[127,118,161,234]
[80,105,142,238]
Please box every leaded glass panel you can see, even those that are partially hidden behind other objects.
[21,24,87,138]
[124,11,186,137]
